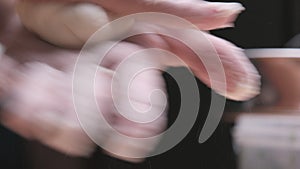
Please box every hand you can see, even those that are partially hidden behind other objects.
[126,23,261,101]
[94,0,245,30]
[21,0,245,31]
[0,6,167,160]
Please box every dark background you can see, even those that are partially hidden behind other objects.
[211,0,300,48]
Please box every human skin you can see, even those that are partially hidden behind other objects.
[1,1,166,161]
[22,0,244,30]
[1,0,260,162]
[16,0,259,99]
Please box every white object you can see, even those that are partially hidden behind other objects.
[233,114,300,169]
[245,48,300,59]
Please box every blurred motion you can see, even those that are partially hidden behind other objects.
[15,0,260,101]
[3,0,261,161]
[0,0,264,169]
[15,0,246,48]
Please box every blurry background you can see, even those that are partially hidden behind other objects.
[211,1,300,169]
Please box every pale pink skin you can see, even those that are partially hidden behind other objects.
[1,2,167,160]
[1,0,260,160]
[21,0,245,31]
